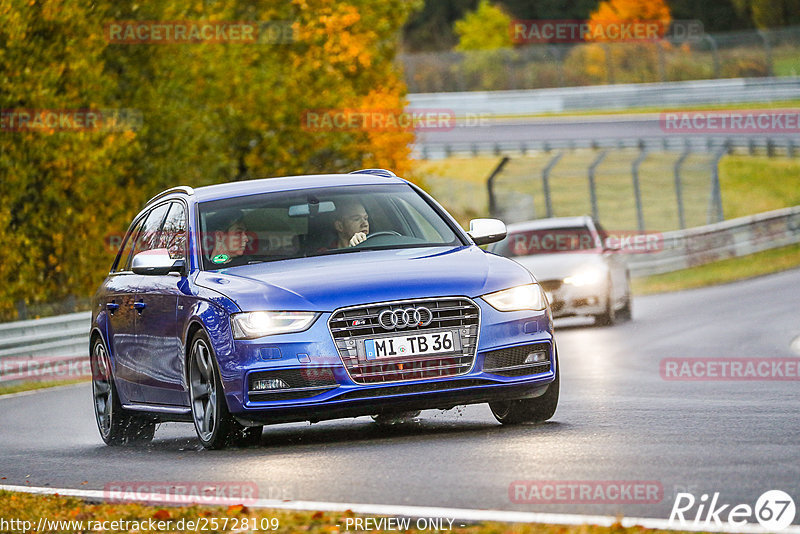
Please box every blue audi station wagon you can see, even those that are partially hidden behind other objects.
[90,169,559,448]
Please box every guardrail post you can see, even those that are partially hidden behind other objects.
[674,143,691,230]
[788,138,795,158]
[588,150,608,221]
[708,145,728,224]
[632,145,648,231]
[767,138,775,158]
[542,152,563,218]
[486,156,511,218]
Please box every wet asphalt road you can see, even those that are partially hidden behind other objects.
[1,268,798,521]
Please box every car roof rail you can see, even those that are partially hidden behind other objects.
[348,168,398,178]
[145,186,195,206]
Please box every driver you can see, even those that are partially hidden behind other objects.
[333,199,370,248]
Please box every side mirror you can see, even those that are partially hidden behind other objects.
[468,218,507,246]
[132,249,186,276]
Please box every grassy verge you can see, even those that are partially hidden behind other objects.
[415,154,800,230]
[482,99,800,120]
[0,379,88,397]
[0,491,705,534]
[632,243,800,295]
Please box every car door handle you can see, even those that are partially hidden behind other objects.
[133,300,147,311]
[106,301,119,313]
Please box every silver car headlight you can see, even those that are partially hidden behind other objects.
[483,283,547,311]
[563,266,605,287]
[231,311,318,339]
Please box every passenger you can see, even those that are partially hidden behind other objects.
[206,208,250,265]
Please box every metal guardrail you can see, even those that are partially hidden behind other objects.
[0,206,798,382]
[626,205,800,277]
[0,311,90,382]
[407,77,800,117]
[414,135,798,160]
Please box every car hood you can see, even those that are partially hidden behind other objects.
[510,252,607,282]
[194,246,533,312]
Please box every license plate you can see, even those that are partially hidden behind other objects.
[364,332,456,360]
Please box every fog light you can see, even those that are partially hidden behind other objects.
[524,351,547,364]
[251,378,290,391]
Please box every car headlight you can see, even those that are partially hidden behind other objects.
[563,267,604,287]
[231,311,318,339]
[482,283,547,311]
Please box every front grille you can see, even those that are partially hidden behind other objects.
[329,297,480,384]
[483,343,551,377]
[247,367,339,402]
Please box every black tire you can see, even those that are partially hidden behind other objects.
[371,410,421,425]
[91,337,156,445]
[489,356,559,425]
[188,330,262,449]
[617,273,633,322]
[594,276,617,326]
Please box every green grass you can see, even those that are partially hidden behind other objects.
[415,154,800,230]
[719,156,800,219]
[632,242,800,294]
[483,99,800,120]
[0,379,87,397]
[0,491,713,534]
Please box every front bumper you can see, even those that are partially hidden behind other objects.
[216,298,557,425]
[541,279,607,317]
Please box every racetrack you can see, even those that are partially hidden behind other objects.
[1,268,798,523]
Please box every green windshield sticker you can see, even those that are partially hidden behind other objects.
[211,254,229,264]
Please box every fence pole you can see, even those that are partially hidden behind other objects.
[758,30,775,76]
[708,145,728,224]
[632,146,648,231]
[602,44,615,84]
[674,143,691,230]
[588,150,608,221]
[703,34,721,78]
[542,152,563,218]
[486,156,511,218]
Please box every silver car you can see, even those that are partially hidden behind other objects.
[489,216,631,325]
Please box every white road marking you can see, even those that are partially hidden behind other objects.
[1,484,797,533]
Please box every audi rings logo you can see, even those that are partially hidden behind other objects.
[378,307,434,330]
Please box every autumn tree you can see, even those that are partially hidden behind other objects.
[0,0,420,320]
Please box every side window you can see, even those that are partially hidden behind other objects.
[159,202,187,260]
[112,217,145,272]
[125,203,171,270]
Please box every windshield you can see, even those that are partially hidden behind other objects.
[197,184,463,269]
[491,225,600,257]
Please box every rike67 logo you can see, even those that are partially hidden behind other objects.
[669,490,796,530]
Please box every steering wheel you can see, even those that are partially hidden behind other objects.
[357,231,401,244]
